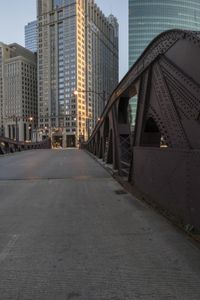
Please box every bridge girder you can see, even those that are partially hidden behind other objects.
[85,29,200,230]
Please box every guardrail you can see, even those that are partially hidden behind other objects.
[0,136,51,155]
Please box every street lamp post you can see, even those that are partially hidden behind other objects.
[73,89,106,106]
[3,115,36,143]
[15,116,19,142]
[28,117,33,142]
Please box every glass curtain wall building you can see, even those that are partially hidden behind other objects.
[25,20,38,53]
[129,0,200,125]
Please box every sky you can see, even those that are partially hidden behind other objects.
[0,0,128,79]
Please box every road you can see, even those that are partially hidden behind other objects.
[0,149,200,300]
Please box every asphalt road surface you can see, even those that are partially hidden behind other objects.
[0,149,200,300]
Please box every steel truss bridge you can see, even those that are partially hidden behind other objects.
[85,29,200,230]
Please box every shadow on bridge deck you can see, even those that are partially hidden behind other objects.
[0,149,200,298]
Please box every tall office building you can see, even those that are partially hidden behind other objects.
[129,0,200,67]
[0,43,37,141]
[25,20,38,53]
[0,43,13,136]
[129,0,200,124]
[37,0,118,147]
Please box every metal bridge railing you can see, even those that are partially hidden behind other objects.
[0,136,51,155]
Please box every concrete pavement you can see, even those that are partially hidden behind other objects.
[0,149,200,299]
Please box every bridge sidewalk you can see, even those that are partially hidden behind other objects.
[0,149,200,299]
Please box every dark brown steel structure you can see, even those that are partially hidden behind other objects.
[0,136,51,154]
[85,30,200,230]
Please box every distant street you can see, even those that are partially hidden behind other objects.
[0,149,200,300]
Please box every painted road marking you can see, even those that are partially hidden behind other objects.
[0,234,19,264]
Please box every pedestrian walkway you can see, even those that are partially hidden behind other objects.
[0,149,200,299]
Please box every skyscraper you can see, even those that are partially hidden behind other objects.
[37,0,118,147]
[0,43,37,141]
[25,20,38,53]
[129,0,200,67]
[129,0,200,125]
